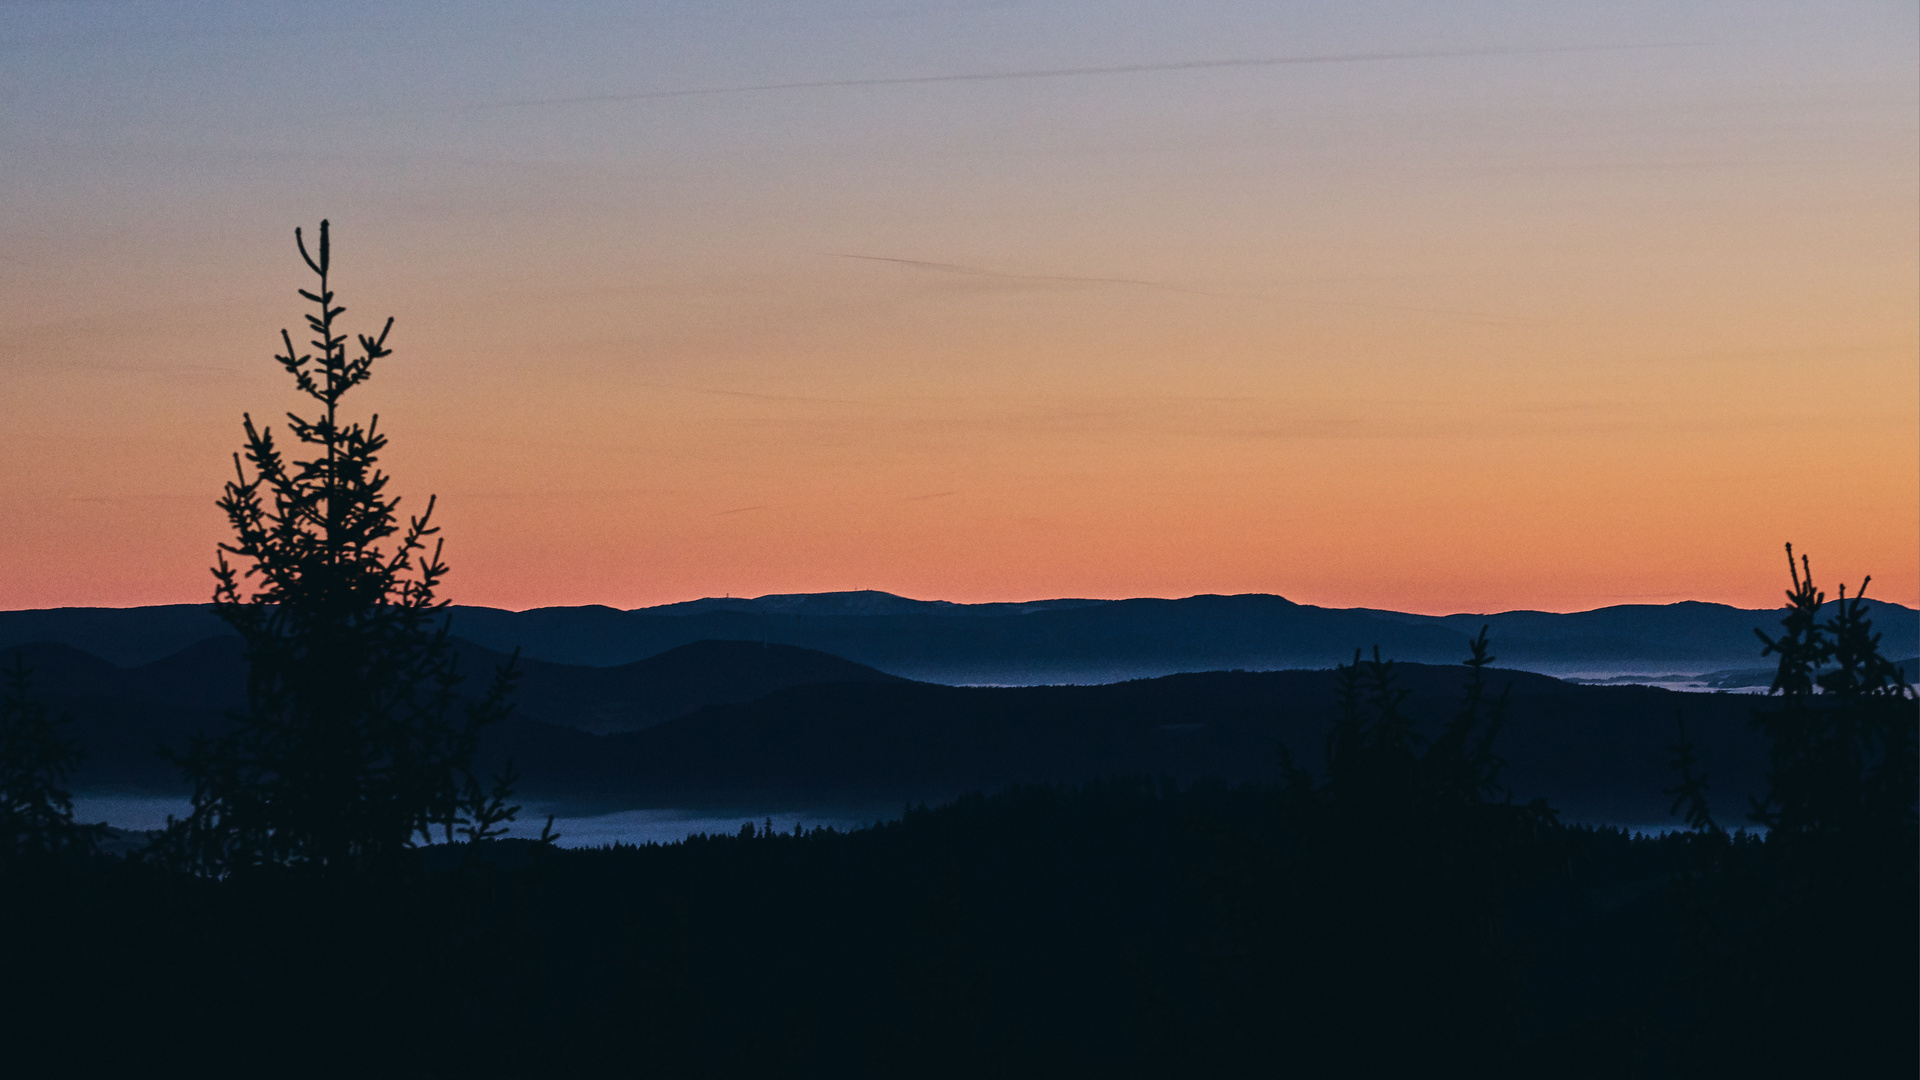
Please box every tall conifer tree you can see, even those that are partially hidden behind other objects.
[165,221,519,875]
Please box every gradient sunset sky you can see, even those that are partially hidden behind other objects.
[3,1,1915,613]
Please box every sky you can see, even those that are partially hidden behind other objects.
[1,1,1914,614]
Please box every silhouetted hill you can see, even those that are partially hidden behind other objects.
[4,636,903,789]
[0,640,235,789]
[0,604,229,667]
[17,630,1777,823]
[7,592,1908,682]
[475,638,904,734]
[472,664,1771,824]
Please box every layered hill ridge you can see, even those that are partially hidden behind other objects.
[5,591,1910,824]
[3,636,911,798]
[2,636,899,739]
[2,591,1913,680]
[12,629,1779,824]
[488,638,903,734]
[485,664,1771,824]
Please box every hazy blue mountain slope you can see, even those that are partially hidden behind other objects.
[448,593,1917,682]
[0,605,229,666]
[4,592,1912,684]
[1430,600,1913,668]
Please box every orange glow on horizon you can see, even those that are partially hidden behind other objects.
[3,6,1914,615]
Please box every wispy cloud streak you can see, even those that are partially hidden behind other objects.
[455,42,1700,112]
[835,254,1538,324]
[832,254,1225,298]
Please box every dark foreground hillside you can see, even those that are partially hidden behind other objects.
[7,781,1912,1079]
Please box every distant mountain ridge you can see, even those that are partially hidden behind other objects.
[651,592,1111,619]
[5,591,1910,684]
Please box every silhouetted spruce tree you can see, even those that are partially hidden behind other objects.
[162,220,521,876]
[1670,545,1917,1079]
[1750,545,1915,852]
[1194,630,1559,1077]
[0,653,105,871]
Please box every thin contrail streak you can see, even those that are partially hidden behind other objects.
[456,42,1700,112]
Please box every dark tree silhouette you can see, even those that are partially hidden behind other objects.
[1750,544,1915,847]
[0,653,104,870]
[161,220,523,876]
[1185,630,1561,1077]
[1670,544,1917,1079]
